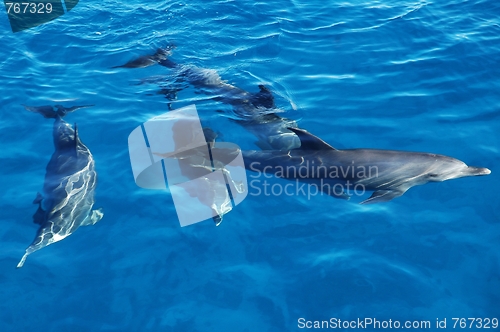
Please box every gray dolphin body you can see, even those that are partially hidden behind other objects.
[243,128,491,204]
[115,47,300,151]
[17,105,103,268]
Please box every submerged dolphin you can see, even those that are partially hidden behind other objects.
[114,46,300,151]
[112,48,171,69]
[153,127,244,226]
[243,128,491,204]
[17,105,103,268]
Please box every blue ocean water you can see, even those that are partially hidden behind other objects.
[1,0,499,331]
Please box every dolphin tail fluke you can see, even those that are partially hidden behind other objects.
[112,44,177,69]
[81,208,104,226]
[22,105,58,118]
[16,252,28,269]
[23,104,93,118]
[56,105,94,117]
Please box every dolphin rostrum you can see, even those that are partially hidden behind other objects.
[114,46,300,151]
[17,105,103,268]
[243,128,491,204]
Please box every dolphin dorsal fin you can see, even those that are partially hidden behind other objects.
[251,85,275,109]
[287,127,337,151]
[32,198,45,225]
[74,123,79,152]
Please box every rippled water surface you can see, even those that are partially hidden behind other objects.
[1,0,499,331]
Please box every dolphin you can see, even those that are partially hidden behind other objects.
[114,46,300,151]
[153,127,245,226]
[112,47,173,69]
[17,104,103,268]
[243,127,491,204]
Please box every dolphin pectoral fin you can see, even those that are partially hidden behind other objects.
[360,189,405,204]
[32,193,45,225]
[22,104,57,118]
[32,204,45,225]
[318,185,350,200]
[82,208,104,226]
[32,192,43,204]
[16,252,29,269]
[334,192,350,200]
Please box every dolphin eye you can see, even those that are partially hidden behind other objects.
[428,173,438,178]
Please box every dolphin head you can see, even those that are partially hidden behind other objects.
[425,157,491,182]
[53,117,78,151]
